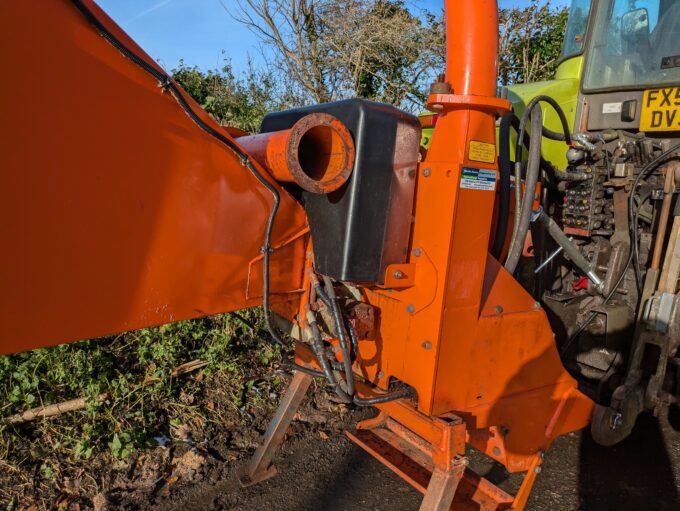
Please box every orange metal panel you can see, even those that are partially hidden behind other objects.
[341,0,594,476]
[0,0,306,354]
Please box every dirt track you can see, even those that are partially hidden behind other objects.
[162,406,680,511]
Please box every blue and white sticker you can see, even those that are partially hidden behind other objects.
[460,167,496,191]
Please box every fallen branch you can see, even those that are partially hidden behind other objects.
[3,359,208,425]
[3,393,108,425]
[171,359,208,377]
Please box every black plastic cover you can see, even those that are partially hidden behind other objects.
[260,99,420,283]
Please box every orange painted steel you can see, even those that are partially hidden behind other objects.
[0,0,598,507]
[237,113,355,194]
[0,0,307,355]
[332,0,594,500]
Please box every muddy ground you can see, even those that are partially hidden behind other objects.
[111,398,679,511]
[4,365,680,510]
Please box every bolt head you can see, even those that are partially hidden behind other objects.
[534,466,542,474]
[492,447,501,456]
[413,247,423,257]
[393,270,404,279]
[377,371,384,379]
[422,168,432,177]
[406,304,415,314]
[494,305,503,315]
[421,340,432,350]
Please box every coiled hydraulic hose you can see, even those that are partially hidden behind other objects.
[505,104,544,274]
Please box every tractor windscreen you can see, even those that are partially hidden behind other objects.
[583,0,680,91]
[561,0,592,59]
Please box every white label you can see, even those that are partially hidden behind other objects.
[602,102,622,114]
[460,167,496,191]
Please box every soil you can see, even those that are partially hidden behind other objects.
[99,398,680,511]
[6,371,680,510]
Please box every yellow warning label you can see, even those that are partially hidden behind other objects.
[468,140,496,164]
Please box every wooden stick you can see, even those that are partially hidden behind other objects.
[3,358,208,425]
[3,393,108,425]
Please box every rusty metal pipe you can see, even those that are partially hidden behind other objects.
[237,113,355,194]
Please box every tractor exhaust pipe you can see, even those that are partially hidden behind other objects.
[237,113,355,194]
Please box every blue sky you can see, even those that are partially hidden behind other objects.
[97,0,569,74]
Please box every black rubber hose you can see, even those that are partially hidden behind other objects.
[307,320,352,402]
[322,276,356,397]
[314,281,358,361]
[492,114,514,260]
[509,114,563,178]
[516,95,572,154]
[493,113,569,260]
[314,283,332,308]
[505,104,544,274]
[343,316,359,361]
[353,386,416,406]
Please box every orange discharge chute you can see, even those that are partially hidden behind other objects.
[0,0,308,355]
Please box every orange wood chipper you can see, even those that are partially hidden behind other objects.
[2,1,680,509]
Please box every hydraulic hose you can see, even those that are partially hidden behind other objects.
[505,104,544,274]
[322,275,356,397]
[492,114,514,260]
[309,279,411,405]
[493,113,570,259]
[313,278,358,361]
[353,386,416,406]
[305,315,352,402]
[516,95,573,151]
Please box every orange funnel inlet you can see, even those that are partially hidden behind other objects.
[237,113,355,194]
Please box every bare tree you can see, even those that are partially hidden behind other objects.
[497,0,569,85]
[232,0,443,110]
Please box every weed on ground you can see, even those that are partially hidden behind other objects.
[0,310,292,509]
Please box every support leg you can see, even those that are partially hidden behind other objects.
[238,370,313,487]
[511,453,543,511]
[419,458,466,511]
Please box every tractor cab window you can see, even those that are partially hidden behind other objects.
[583,0,680,90]
[562,0,592,59]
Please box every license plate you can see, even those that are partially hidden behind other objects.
[640,87,680,131]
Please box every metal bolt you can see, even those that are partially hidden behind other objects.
[422,168,432,177]
[534,466,542,474]
[393,270,404,279]
[534,301,542,310]
[413,247,423,257]
[422,340,432,350]
[377,371,384,379]
[492,447,501,456]
[494,305,503,315]
[406,304,415,314]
